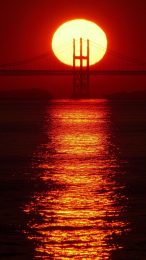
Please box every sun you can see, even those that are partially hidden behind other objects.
[52,19,107,67]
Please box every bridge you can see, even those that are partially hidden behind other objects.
[0,38,146,97]
[0,69,146,76]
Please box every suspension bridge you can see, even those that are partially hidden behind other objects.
[1,70,146,76]
[0,39,146,97]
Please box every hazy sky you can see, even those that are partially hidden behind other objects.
[0,0,146,97]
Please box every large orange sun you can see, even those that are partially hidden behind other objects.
[52,19,107,67]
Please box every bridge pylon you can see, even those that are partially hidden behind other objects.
[73,38,90,98]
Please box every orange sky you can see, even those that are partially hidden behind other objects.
[0,0,146,97]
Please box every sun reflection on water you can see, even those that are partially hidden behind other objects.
[24,100,129,259]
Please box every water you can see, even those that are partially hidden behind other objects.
[0,99,146,259]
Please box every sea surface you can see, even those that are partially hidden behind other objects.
[0,99,146,260]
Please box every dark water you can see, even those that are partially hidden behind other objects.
[0,99,146,259]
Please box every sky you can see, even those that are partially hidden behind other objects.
[0,0,146,97]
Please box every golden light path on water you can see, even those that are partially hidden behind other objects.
[24,100,129,259]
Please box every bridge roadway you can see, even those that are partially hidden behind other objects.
[0,69,146,76]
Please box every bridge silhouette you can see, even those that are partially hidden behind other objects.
[1,69,146,76]
[0,39,146,78]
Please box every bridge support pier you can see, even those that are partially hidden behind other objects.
[73,38,90,98]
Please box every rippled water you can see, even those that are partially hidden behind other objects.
[23,99,130,259]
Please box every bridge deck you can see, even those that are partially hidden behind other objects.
[0,69,146,76]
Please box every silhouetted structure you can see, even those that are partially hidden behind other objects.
[0,70,146,76]
[73,38,90,98]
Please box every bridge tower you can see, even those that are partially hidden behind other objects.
[73,38,90,98]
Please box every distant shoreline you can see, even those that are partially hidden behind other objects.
[0,89,146,100]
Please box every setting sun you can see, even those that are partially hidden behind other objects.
[52,19,108,67]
